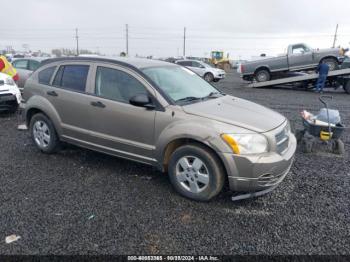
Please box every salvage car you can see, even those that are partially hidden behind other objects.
[239,43,348,82]
[12,57,48,89]
[176,59,226,82]
[23,57,296,201]
[335,56,350,94]
[0,72,21,113]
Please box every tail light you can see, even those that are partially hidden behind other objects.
[240,64,244,73]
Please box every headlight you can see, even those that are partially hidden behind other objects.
[4,77,15,86]
[221,133,268,155]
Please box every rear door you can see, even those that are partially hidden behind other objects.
[45,63,94,142]
[190,61,206,77]
[86,63,157,163]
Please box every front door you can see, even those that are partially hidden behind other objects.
[288,44,314,70]
[87,64,156,164]
[188,61,206,77]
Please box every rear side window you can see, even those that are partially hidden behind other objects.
[13,60,28,69]
[178,61,191,66]
[38,66,56,85]
[95,66,147,103]
[29,60,40,71]
[53,65,89,92]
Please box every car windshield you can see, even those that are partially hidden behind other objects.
[142,66,220,104]
[203,62,215,68]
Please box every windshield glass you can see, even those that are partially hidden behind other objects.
[142,66,219,103]
[203,62,215,68]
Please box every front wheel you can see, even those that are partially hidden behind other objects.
[204,73,214,82]
[322,58,338,71]
[29,113,60,154]
[343,79,350,94]
[168,144,225,201]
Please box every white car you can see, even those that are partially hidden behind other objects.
[0,72,22,113]
[176,59,226,82]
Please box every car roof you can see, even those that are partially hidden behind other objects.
[12,57,49,62]
[40,56,174,70]
[177,59,202,62]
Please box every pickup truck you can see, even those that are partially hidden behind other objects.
[238,43,348,82]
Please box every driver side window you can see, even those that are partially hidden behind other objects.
[95,66,148,104]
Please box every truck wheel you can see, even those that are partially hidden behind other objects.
[333,139,345,155]
[204,73,214,82]
[322,58,338,71]
[168,144,225,201]
[255,69,271,82]
[29,113,60,154]
[343,80,350,94]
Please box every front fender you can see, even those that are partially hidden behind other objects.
[155,119,228,164]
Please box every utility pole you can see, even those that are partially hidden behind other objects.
[183,27,186,58]
[332,24,338,48]
[75,28,79,56]
[126,24,129,56]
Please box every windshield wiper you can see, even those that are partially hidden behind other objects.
[202,91,224,99]
[175,96,202,104]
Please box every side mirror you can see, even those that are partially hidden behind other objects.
[129,94,155,110]
[0,80,4,86]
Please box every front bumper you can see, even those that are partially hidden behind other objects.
[214,73,226,79]
[219,132,297,193]
[0,94,19,111]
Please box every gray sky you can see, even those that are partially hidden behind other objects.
[1,0,350,59]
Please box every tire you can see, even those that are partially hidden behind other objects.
[255,69,271,82]
[168,144,225,201]
[295,129,305,143]
[322,58,338,71]
[204,73,214,82]
[29,113,60,154]
[333,139,345,155]
[223,63,231,72]
[343,80,350,94]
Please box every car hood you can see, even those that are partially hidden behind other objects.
[182,95,286,133]
[315,47,340,55]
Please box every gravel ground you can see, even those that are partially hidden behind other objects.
[0,71,349,255]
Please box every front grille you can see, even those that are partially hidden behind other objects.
[275,127,289,154]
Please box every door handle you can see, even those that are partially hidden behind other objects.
[47,90,58,97]
[90,101,106,108]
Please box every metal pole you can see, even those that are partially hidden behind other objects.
[75,28,79,56]
[126,24,129,55]
[332,24,338,48]
[183,27,186,57]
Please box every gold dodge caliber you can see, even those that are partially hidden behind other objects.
[23,57,296,201]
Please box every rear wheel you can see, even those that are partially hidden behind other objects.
[168,144,225,201]
[29,113,60,154]
[204,73,214,82]
[255,69,271,82]
[322,58,338,71]
[332,139,345,155]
